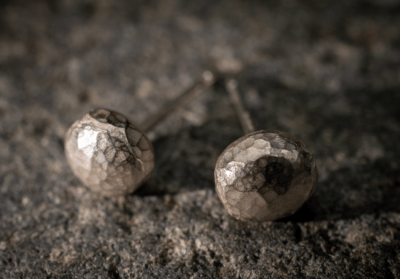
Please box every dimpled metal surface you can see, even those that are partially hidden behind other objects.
[65,109,155,196]
[215,130,317,222]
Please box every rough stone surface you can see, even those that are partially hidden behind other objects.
[1,0,400,278]
[215,130,317,222]
[65,109,154,196]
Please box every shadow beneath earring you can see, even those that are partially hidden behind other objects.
[277,158,400,223]
[276,203,316,223]
[135,116,244,197]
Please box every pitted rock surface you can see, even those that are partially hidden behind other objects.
[215,130,317,222]
[1,0,400,278]
[65,109,154,196]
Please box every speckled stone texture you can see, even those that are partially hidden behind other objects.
[215,130,317,222]
[65,109,154,196]
[1,0,400,278]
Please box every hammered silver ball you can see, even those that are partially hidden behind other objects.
[214,130,317,222]
[64,109,155,197]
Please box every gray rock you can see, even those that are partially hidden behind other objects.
[1,0,400,278]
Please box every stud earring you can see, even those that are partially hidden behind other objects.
[65,71,215,197]
[214,79,317,222]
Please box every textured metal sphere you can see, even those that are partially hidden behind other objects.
[65,109,155,196]
[214,130,317,222]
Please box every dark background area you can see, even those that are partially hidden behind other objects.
[0,0,400,278]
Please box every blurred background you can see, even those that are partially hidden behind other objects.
[0,0,400,278]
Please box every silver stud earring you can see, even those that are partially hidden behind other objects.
[214,79,318,222]
[65,71,215,197]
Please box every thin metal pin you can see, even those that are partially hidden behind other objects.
[141,71,215,132]
[225,78,255,135]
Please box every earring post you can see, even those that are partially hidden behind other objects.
[225,79,255,135]
[141,71,215,133]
